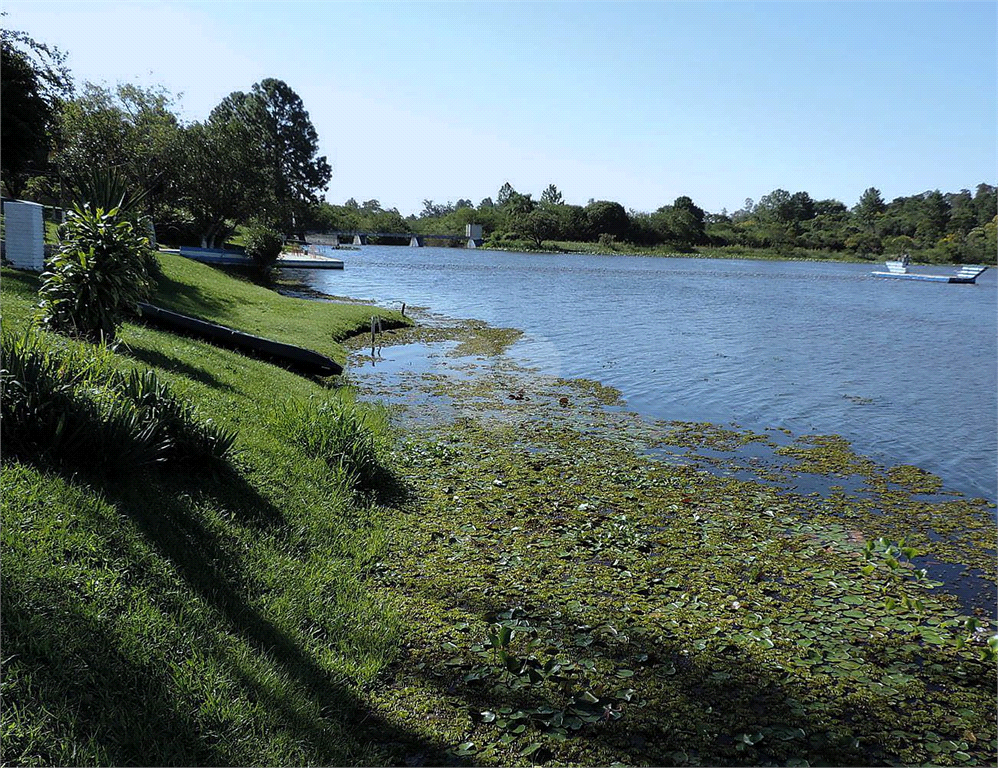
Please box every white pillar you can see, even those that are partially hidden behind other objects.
[3,200,46,271]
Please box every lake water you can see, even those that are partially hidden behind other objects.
[292,245,997,502]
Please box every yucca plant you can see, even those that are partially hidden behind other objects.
[66,165,154,218]
[38,203,153,343]
[65,166,162,279]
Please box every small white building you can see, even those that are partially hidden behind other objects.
[3,200,46,271]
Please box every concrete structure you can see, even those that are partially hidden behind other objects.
[466,223,484,248]
[324,228,485,248]
[2,200,46,271]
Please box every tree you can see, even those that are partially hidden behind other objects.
[54,83,182,220]
[540,183,564,205]
[172,116,268,247]
[210,78,331,231]
[496,182,516,207]
[583,200,630,241]
[973,184,996,227]
[854,187,886,227]
[518,205,559,248]
[0,25,73,197]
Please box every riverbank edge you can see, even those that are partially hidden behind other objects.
[2,255,995,767]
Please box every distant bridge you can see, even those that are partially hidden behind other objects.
[313,225,484,248]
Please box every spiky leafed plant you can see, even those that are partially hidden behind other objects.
[66,165,153,218]
[38,203,152,343]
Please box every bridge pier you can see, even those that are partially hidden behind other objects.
[409,235,424,247]
[467,238,483,248]
[353,234,368,245]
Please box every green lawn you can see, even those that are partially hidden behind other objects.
[0,256,442,766]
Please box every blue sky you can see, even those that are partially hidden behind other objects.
[5,1,996,216]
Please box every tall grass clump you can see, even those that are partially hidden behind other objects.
[276,396,397,501]
[0,331,235,476]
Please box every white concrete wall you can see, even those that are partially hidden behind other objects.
[3,200,46,271]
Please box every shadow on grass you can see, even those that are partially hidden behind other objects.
[1,588,226,767]
[152,270,239,319]
[2,457,461,766]
[114,477,459,766]
[119,340,239,393]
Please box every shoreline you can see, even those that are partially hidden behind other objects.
[338,301,996,612]
[332,302,997,765]
[4,256,995,766]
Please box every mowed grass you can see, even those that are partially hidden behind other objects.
[150,251,404,365]
[0,257,446,766]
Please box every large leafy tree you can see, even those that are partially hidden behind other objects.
[0,25,73,198]
[54,83,181,218]
[171,116,268,248]
[210,78,331,232]
[583,200,630,240]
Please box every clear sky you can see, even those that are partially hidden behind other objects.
[4,0,996,216]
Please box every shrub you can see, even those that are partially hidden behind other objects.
[0,331,236,477]
[38,204,153,343]
[243,223,284,277]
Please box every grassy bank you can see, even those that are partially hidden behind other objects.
[2,252,996,766]
[0,255,436,766]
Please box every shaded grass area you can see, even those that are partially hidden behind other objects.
[0,260,448,766]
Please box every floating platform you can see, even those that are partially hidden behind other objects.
[872,261,988,284]
[174,247,344,270]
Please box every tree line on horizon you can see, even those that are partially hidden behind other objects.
[3,24,995,265]
[311,181,997,264]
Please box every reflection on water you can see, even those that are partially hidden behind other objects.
[293,246,997,501]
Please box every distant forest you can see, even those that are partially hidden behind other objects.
[3,26,995,264]
[310,182,997,264]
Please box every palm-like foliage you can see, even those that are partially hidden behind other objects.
[39,203,152,342]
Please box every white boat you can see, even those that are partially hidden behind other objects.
[872,256,989,284]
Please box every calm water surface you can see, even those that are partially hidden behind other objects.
[294,246,997,501]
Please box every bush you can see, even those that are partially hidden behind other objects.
[38,204,153,343]
[0,331,235,477]
[243,223,284,277]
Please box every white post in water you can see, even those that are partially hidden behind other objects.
[3,200,46,271]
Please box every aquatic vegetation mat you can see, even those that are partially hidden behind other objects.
[348,312,997,767]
